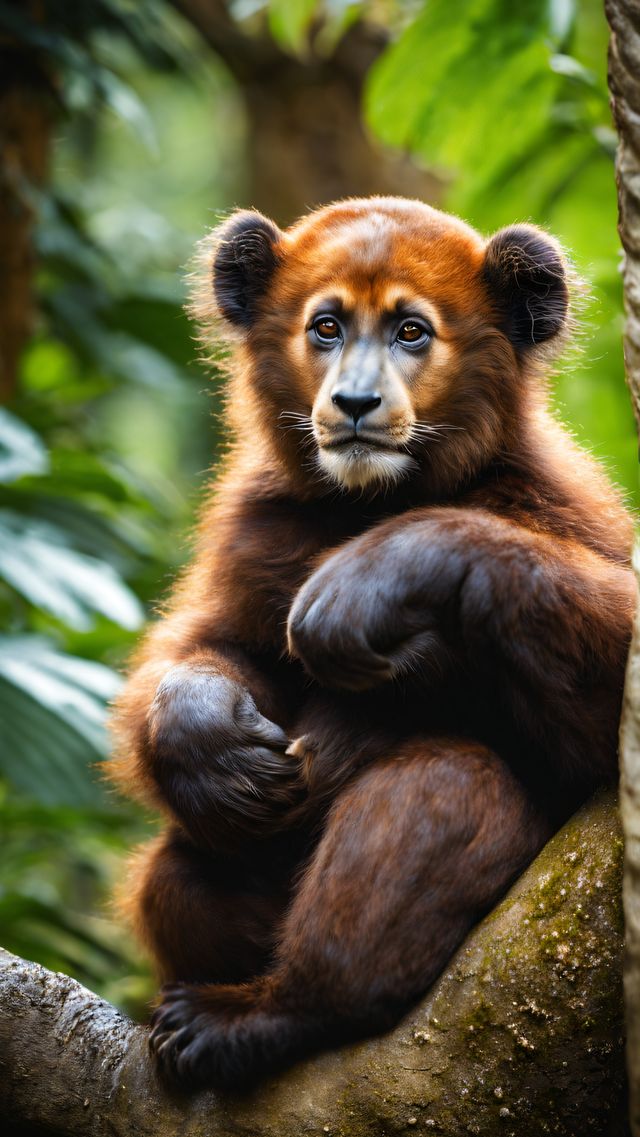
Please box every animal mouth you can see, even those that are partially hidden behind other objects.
[315,425,417,490]
[320,431,402,453]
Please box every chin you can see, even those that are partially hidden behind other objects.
[317,443,415,492]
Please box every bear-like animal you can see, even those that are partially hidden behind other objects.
[110,197,635,1090]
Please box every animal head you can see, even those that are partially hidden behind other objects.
[194,198,570,496]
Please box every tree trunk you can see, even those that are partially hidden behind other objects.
[175,0,439,225]
[0,1,53,401]
[606,2,640,1134]
[0,791,628,1137]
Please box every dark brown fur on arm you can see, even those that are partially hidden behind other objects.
[109,490,310,852]
[288,505,634,795]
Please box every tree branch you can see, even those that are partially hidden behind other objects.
[0,791,628,1136]
[174,0,282,78]
[170,2,437,224]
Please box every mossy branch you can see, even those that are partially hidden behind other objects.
[0,792,627,1137]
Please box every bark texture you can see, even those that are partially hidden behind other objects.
[0,4,53,401]
[606,3,640,1134]
[0,791,627,1137]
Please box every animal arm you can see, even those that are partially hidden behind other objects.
[288,508,635,776]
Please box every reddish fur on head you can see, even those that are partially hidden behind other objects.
[191,197,572,499]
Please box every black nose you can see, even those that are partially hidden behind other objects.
[331,390,382,424]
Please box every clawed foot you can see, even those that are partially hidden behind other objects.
[149,983,247,1090]
[148,981,295,1091]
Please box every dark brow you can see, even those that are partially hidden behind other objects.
[310,296,351,318]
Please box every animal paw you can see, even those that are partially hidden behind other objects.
[148,670,304,846]
[148,981,292,1091]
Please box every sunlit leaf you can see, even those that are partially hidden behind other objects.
[367,0,558,178]
[0,510,144,631]
[269,0,317,52]
[97,70,158,152]
[0,410,49,484]
[550,53,598,87]
[549,0,576,44]
[366,0,476,151]
[20,338,84,396]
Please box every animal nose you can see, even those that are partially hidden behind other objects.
[331,390,382,424]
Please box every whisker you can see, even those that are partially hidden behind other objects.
[278,411,316,447]
[278,411,313,424]
[409,421,467,446]
[413,421,467,433]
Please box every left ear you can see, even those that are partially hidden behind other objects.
[482,224,569,348]
[213,210,283,328]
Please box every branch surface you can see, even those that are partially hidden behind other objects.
[0,792,627,1136]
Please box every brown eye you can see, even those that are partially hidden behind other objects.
[312,316,341,342]
[397,321,429,345]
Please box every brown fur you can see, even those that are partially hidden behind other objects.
[109,197,635,1090]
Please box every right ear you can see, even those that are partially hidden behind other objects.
[482,224,569,348]
[213,210,283,328]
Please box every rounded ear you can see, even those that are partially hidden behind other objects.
[482,224,569,348]
[213,210,283,328]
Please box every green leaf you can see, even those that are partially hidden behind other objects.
[21,449,153,508]
[0,636,121,807]
[0,892,129,983]
[366,0,478,151]
[97,70,158,153]
[367,0,557,174]
[0,410,49,484]
[269,0,318,53]
[0,510,144,631]
[550,52,598,87]
[364,0,569,226]
[549,0,576,44]
[0,491,149,573]
[99,333,190,393]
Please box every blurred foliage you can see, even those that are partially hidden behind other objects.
[0,0,636,1016]
[0,0,242,1014]
[365,0,637,499]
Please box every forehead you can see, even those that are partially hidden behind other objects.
[276,202,488,318]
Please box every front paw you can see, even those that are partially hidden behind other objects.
[287,561,401,691]
[287,536,455,692]
[149,669,304,844]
